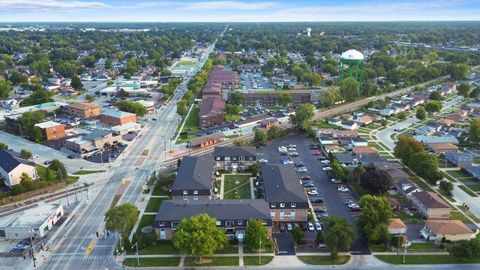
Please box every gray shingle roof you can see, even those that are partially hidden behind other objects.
[213,147,256,157]
[154,199,271,222]
[171,156,213,191]
[261,164,308,203]
[0,150,20,173]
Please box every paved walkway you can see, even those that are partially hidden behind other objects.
[239,243,244,267]
[219,174,225,200]
[249,177,255,199]
[268,255,305,267]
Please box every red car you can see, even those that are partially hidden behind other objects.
[312,151,322,156]
[301,175,311,180]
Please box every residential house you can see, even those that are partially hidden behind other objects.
[425,143,458,154]
[352,146,378,155]
[350,138,368,147]
[435,118,455,128]
[199,97,225,129]
[414,136,459,145]
[396,178,421,196]
[445,152,474,167]
[66,102,101,119]
[171,156,214,201]
[0,150,37,187]
[34,121,65,141]
[388,218,407,235]
[421,220,474,242]
[415,125,437,136]
[100,109,136,126]
[339,120,359,130]
[261,164,309,222]
[411,191,450,219]
[439,82,456,95]
[154,199,272,240]
[188,133,224,149]
[136,100,156,115]
[213,147,256,172]
[384,168,410,183]
[464,166,480,180]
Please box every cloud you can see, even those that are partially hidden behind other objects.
[184,1,279,11]
[0,0,109,10]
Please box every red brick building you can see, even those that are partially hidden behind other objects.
[34,121,66,141]
[199,97,225,128]
[100,110,137,126]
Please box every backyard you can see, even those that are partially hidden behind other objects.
[223,174,252,199]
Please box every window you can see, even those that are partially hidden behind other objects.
[183,190,188,195]
[193,190,198,195]
[158,222,165,227]
[270,203,276,208]
[232,156,237,161]
[237,220,244,225]
[216,221,222,226]
[280,211,285,220]
[271,212,276,218]
[193,196,198,200]
[171,222,179,228]
[226,221,234,227]
[280,203,285,208]
[290,210,296,218]
[215,157,221,161]
[239,156,245,161]
[291,203,296,208]
[225,157,230,161]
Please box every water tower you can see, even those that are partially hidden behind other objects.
[306,27,311,37]
[339,49,364,82]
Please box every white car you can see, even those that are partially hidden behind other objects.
[289,152,299,157]
[259,159,269,164]
[287,144,296,148]
[321,160,330,164]
[308,222,315,231]
[338,187,349,192]
[287,147,296,152]
[287,223,293,231]
[315,222,322,231]
[322,167,332,171]
[307,190,318,195]
[297,167,308,172]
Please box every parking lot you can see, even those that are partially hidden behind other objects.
[257,134,370,254]
[240,72,273,90]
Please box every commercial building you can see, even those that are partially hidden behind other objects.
[171,156,214,201]
[34,121,65,141]
[65,102,101,119]
[154,200,271,240]
[188,133,224,149]
[64,129,121,156]
[199,97,225,129]
[0,204,64,239]
[411,191,450,220]
[260,164,309,222]
[100,109,137,126]
[421,220,474,242]
[0,150,37,187]
[213,147,257,172]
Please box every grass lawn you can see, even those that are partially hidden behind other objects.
[145,197,167,212]
[459,185,479,197]
[180,105,200,133]
[368,142,386,151]
[297,255,350,265]
[466,183,480,192]
[450,211,472,224]
[72,170,105,175]
[217,244,238,254]
[448,170,470,178]
[441,172,457,182]
[409,177,434,192]
[369,244,388,252]
[310,120,339,129]
[137,214,156,233]
[459,206,480,223]
[123,257,180,267]
[138,240,178,255]
[152,184,169,196]
[375,255,480,264]
[244,240,274,253]
[223,174,252,199]
[184,256,239,267]
[408,242,441,250]
[176,60,195,66]
[244,256,274,266]
[176,134,199,145]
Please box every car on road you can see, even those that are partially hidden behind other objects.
[331,178,343,184]
[259,159,269,164]
[312,151,322,156]
[310,197,324,204]
[322,167,332,171]
[287,144,296,148]
[67,155,75,159]
[344,200,356,205]
[315,222,322,231]
[307,190,318,195]
[152,118,157,121]
[302,182,315,187]
[297,167,308,172]
[300,175,311,180]
[43,160,52,165]
[286,223,293,231]
[310,144,319,150]
[308,222,315,231]
[337,186,349,192]
[320,160,330,164]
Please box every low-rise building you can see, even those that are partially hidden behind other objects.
[199,97,225,129]
[64,130,121,156]
[445,152,473,167]
[261,164,309,222]
[213,147,256,172]
[388,218,407,235]
[65,102,101,119]
[352,146,378,155]
[0,204,64,240]
[154,199,271,240]
[34,121,65,141]
[202,83,222,99]
[188,133,224,149]
[100,109,137,126]
[421,220,474,242]
[171,156,214,201]
[414,135,459,145]
[425,143,458,154]
[464,166,480,180]
[395,178,421,196]
[240,91,311,106]
[0,150,37,187]
[411,191,450,219]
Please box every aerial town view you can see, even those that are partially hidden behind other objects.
[1,1,480,270]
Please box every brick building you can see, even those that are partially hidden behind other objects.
[100,109,137,126]
[199,97,225,128]
[66,102,100,119]
[240,91,311,106]
[171,156,214,201]
[34,121,65,141]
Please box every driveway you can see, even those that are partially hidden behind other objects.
[406,223,426,243]
[273,232,296,255]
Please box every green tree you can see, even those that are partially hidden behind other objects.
[394,135,424,163]
[20,172,34,190]
[357,195,392,244]
[360,169,392,195]
[253,129,267,146]
[48,159,67,179]
[448,239,480,259]
[244,219,269,251]
[20,149,32,159]
[429,90,442,101]
[31,126,43,143]
[56,167,65,180]
[277,92,293,107]
[177,100,188,117]
[290,103,315,130]
[71,75,83,90]
[291,225,304,245]
[340,78,360,102]
[182,90,195,105]
[0,79,13,98]
[330,159,349,179]
[225,104,241,115]
[470,87,480,98]
[105,204,138,239]
[448,63,471,80]
[85,95,94,102]
[424,100,442,114]
[469,118,480,145]
[16,111,46,135]
[323,215,356,259]
[439,180,454,195]
[173,214,227,262]
[115,100,147,117]
[416,107,426,120]
[229,92,244,105]
[397,111,407,120]
[407,151,442,183]
[267,125,282,140]
[458,83,471,98]
[0,142,8,150]
[250,161,260,176]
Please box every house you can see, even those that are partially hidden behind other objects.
[396,178,421,196]
[435,118,455,128]
[199,97,225,129]
[154,199,272,240]
[464,166,480,180]
[0,150,37,187]
[414,135,459,145]
[416,125,437,136]
[384,168,410,182]
[328,118,342,126]
[261,164,309,222]
[354,114,373,126]
[66,102,101,119]
[259,118,277,129]
[34,121,65,141]
[352,146,378,155]
[100,109,136,126]
[445,152,474,167]
[323,145,341,153]
[339,120,359,130]
[388,218,407,235]
[439,82,456,95]
[411,191,450,219]
[350,138,368,147]
[421,220,474,242]
[425,143,458,154]
[171,156,214,201]
[334,153,387,167]
[335,130,359,138]
[213,147,256,172]
[188,133,224,149]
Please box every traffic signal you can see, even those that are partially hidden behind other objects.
[96,231,99,237]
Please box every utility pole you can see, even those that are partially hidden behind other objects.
[29,229,36,268]
[65,186,70,207]
[74,185,78,203]
[259,236,262,265]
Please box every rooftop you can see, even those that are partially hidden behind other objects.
[412,191,450,209]
[67,102,99,110]
[101,109,135,119]
[425,219,473,235]
[388,218,407,229]
[261,164,308,204]
[34,121,63,129]
[213,147,256,157]
[0,204,61,228]
[171,156,213,192]
[0,149,34,173]
[199,97,225,117]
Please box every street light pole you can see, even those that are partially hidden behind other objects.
[259,236,262,265]
[29,228,36,268]
[65,186,70,207]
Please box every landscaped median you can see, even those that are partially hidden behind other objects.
[375,255,480,264]
[297,255,350,265]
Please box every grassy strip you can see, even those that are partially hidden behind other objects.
[145,197,167,212]
[408,242,441,250]
[123,257,180,267]
[184,256,239,267]
[459,185,479,197]
[244,256,274,266]
[375,255,480,264]
[73,170,105,175]
[297,255,350,265]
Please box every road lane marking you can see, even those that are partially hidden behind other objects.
[84,238,97,255]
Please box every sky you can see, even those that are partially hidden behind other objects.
[0,0,480,22]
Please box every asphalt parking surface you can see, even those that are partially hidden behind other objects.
[256,133,370,254]
[273,233,296,255]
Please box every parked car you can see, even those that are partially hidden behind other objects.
[322,167,332,171]
[314,206,328,213]
[286,223,293,231]
[307,190,318,195]
[308,222,315,231]
[259,159,269,164]
[67,155,75,159]
[43,160,52,165]
[315,222,322,231]
[331,178,343,184]
[303,182,315,187]
[337,186,349,192]
[310,197,325,204]
[321,160,330,164]
[300,175,311,180]
[289,152,299,157]
[297,167,308,172]
[312,151,322,156]
[287,144,296,148]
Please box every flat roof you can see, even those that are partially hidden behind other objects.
[0,204,61,228]
[101,109,135,119]
[34,121,63,129]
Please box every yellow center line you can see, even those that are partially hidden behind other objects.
[84,238,98,256]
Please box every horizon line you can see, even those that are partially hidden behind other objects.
[1,20,480,24]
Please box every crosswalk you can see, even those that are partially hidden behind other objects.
[49,255,110,262]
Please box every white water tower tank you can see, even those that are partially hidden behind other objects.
[306,27,311,37]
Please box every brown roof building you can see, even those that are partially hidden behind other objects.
[352,146,378,155]
[202,82,222,99]
[411,191,450,219]
[100,110,137,126]
[421,220,475,242]
[199,97,225,129]
[388,218,407,235]
[425,143,459,154]
[34,121,65,141]
[188,133,224,149]
[208,66,239,89]
[66,102,101,119]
